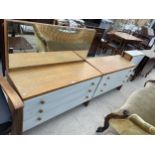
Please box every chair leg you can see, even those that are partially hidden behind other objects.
[96,111,129,133]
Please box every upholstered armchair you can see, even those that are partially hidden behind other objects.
[96,80,155,135]
[33,24,95,52]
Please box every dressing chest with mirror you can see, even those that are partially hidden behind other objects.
[1,20,134,134]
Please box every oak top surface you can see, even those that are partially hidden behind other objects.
[8,61,101,100]
[86,55,134,74]
[9,51,83,69]
[108,31,143,41]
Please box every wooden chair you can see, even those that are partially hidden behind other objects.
[96,80,155,135]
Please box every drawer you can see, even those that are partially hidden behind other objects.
[24,88,93,121]
[23,95,90,131]
[23,77,101,131]
[94,68,132,97]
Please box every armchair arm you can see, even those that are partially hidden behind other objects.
[129,114,155,134]
[0,75,23,134]
[144,79,155,87]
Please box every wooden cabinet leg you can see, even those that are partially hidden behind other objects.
[83,101,90,107]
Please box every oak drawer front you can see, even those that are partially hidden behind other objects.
[94,68,132,97]
[23,95,90,131]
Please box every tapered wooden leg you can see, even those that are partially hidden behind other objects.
[96,110,129,133]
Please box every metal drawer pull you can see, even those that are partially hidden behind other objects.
[103,83,107,86]
[85,96,89,99]
[107,77,110,80]
[37,117,42,121]
[38,109,44,113]
[88,89,92,93]
[40,100,45,104]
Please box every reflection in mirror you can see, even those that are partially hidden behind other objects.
[7,20,95,69]
[8,21,36,53]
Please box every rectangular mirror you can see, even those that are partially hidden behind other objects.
[6,20,95,70]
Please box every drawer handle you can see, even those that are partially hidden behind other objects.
[40,100,45,104]
[103,83,107,86]
[91,82,95,86]
[88,89,92,93]
[37,117,42,121]
[38,109,44,113]
[100,89,103,92]
[85,96,89,99]
[107,77,110,80]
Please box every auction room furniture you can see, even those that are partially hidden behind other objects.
[87,55,134,97]
[98,39,121,55]
[140,50,155,77]
[107,31,143,52]
[96,80,155,135]
[122,50,145,79]
[1,20,134,134]
[123,50,155,80]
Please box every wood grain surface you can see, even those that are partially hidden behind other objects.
[9,51,83,69]
[86,55,134,75]
[108,31,143,42]
[8,62,101,100]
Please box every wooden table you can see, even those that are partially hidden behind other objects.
[107,31,143,51]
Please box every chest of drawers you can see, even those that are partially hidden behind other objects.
[7,55,134,134]
[94,68,132,97]
[23,77,100,131]
[86,55,134,98]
